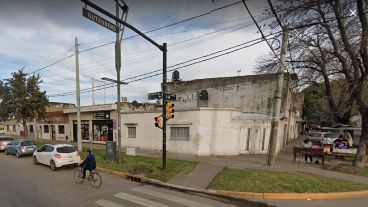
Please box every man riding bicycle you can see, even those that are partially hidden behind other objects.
[79,149,96,179]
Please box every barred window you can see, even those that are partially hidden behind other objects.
[44,125,49,133]
[29,125,34,133]
[170,127,189,141]
[58,125,65,134]
[128,127,136,138]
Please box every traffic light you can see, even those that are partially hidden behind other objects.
[154,116,163,128]
[166,102,175,120]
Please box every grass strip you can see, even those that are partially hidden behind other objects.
[209,168,368,193]
[34,140,197,182]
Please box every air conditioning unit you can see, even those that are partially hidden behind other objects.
[121,97,128,102]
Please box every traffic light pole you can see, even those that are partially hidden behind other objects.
[162,43,167,169]
[81,0,168,170]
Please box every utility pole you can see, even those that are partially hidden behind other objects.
[92,77,95,105]
[115,0,122,163]
[75,37,82,152]
[162,43,167,169]
[267,26,288,166]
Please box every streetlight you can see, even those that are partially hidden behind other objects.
[101,76,127,163]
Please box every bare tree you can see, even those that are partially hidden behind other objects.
[259,0,368,166]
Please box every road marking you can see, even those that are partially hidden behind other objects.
[132,187,215,207]
[114,192,169,207]
[96,199,125,207]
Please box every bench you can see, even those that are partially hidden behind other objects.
[293,147,325,167]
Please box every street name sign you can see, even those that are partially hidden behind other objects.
[83,7,118,33]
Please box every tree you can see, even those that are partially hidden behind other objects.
[3,69,49,137]
[258,0,368,166]
[0,80,12,121]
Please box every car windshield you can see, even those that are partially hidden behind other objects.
[22,141,35,146]
[0,137,13,141]
[56,146,76,153]
[324,133,338,138]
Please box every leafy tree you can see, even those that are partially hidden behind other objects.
[3,69,48,137]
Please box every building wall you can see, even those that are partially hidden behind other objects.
[121,108,277,156]
[167,74,294,115]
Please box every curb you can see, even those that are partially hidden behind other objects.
[96,167,368,200]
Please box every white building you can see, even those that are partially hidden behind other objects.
[121,73,302,155]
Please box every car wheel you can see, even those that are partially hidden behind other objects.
[4,149,8,155]
[33,156,39,165]
[50,160,57,171]
[16,151,21,158]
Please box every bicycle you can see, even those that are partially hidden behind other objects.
[74,165,102,188]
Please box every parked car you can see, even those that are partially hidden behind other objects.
[0,136,14,151]
[308,132,339,145]
[33,144,81,171]
[4,139,37,158]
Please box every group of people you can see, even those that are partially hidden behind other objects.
[301,131,354,164]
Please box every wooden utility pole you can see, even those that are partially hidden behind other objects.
[267,26,288,166]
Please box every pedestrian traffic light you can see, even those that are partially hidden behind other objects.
[166,102,175,120]
[154,116,163,128]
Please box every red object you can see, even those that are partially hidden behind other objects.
[54,154,62,159]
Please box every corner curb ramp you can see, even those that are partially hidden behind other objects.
[96,167,368,200]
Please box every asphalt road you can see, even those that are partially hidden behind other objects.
[0,152,268,207]
[2,152,368,207]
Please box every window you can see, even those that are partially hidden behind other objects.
[22,141,35,146]
[44,125,49,133]
[128,127,136,138]
[45,145,54,152]
[7,125,9,131]
[262,128,266,151]
[56,146,76,153]
[247,128,251,151]
[170,127,189,141]
[29,125,34,133]
[13,125,16,132]
[58,125,65,134]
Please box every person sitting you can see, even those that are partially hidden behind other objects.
[334,135,348,149]
[302,138,313,163]
[343,131,353,148]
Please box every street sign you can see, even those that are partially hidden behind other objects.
[83,7,119,33]
[148,92,162,100]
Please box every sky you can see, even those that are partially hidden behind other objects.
[0,0,273,106]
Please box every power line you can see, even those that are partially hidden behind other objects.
[28,46,75,75]
[78,1,243,53]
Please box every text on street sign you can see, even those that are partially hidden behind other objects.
[83,8,118,33]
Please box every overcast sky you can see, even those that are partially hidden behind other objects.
[0,0,273,106]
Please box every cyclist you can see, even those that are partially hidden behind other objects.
[79,149,96,179]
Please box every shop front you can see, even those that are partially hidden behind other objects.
[92,120,113,142]
[73,120,90,141]
[64,104,118,144]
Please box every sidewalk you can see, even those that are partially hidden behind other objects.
[130,134,368,189]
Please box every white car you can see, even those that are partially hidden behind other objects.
[308,132,339,145]
[33,144,81,171]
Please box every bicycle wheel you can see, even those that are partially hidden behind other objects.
[90,172,102,188]
[74,168,84,184]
